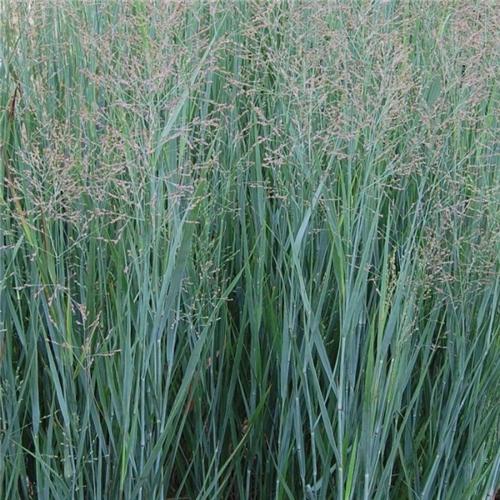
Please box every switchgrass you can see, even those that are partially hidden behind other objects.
[0,1,499,498]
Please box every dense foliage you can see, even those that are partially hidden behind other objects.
[1,1,498,498]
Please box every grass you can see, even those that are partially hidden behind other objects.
[0,1,499,498]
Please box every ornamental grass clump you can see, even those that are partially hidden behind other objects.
[0,1,498,498]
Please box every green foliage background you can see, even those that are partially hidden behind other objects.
[0,1,498,498]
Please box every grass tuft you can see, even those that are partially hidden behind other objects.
[0,1,498,498]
